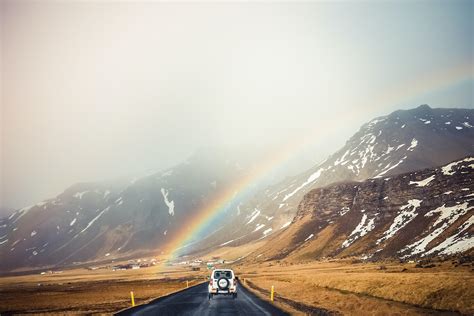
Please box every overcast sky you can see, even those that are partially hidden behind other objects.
[1,1,473,209]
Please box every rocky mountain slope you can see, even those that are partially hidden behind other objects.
[244,156,474,262]
[0,148,267,271]
[1,105,472,271]
[197,105,474,253]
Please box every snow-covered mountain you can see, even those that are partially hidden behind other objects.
[1,105,472,271]
[189,105,474,253]
[0,147,268,271]
[244,156,474,262]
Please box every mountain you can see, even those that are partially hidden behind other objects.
[0,207,15,219]
[244,156,473,262]
[0,147,269,272]
[1,105,472,271]
[186,105,474,254]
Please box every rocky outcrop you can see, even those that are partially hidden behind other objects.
[246,156,473,262]
[194,105,474,254]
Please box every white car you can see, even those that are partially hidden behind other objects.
[208,269,237,299]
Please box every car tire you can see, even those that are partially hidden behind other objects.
[208,293,212,300]
[217,277,229,290]
[233,293,237,299]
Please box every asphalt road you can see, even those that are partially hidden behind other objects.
[116,282,289,316]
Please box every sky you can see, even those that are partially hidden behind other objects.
[1,0,473,210]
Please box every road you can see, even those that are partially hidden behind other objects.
[116,282,289,316]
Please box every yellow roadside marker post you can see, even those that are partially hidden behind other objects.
[186,280,189,288]
[130,291,135,307]
[270,285,274,302]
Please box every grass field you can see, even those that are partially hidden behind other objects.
[0,259,472,315]
[0,265,206,314]
[235,260,473,315]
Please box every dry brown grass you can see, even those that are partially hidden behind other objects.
[1,259,472,315]
[0,265,207,315]
[235,260,473,315]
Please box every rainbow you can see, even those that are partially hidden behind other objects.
[162,141,303,259]
[162,61,473,261]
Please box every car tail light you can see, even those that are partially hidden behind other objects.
[210,279,213,286]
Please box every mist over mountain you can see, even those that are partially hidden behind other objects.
[184,105,474,255]
[3,1,472,214]
[0,208,15,219]
[0,146,307,271]
[1,105,473,272]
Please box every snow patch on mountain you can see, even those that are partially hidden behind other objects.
[374,156,407,178]
[407,138,418,151]
[426,202,472,227]
[409,175,435,187]
[254,224,265,232]
[246,209,260,224]
[368,117,386,127]
[220,239,234,246]
[74,191,89,199]
[442,157,474,175]
[282,168,324,202]
[334,150,350,166]
[401,203,473,258]
[342,214,376,248]
[263,228,272,235]
[160,188,175,216]
[77,207,109,235]
[283,168,324,202]
[12,205,35,224]
[377,199,422,245]
[428,216,474,256]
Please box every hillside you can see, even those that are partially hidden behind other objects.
[244,156,474,262]
[1,105,473,271]
[192,105,474,254]
[0,148,266,271]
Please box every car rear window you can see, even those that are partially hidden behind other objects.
[213,270,232,279]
